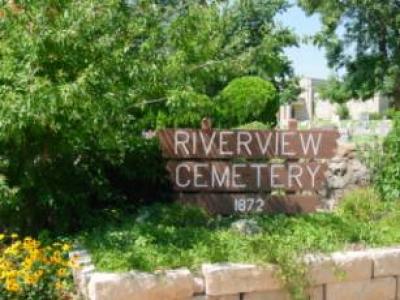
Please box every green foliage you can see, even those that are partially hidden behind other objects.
[78,188,400,300]
[299,0,400,107]
[236,121,272,130]
[368,112,384,120]
[317,76,351,104]
[0,176,19,231]
[279,77,302,104]
[0,0,297,233]
[376,113,400,201]
[338,188,388,222]
[385,108,399,119]
[336,104,350,120]
[217,76,278,127]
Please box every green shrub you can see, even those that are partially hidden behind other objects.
[0,134,166,234]
[0,0,298,234]
[337,188,388,221]
[336,104,350,120]
[376,112,400,200]
[384,108,398,119]
[236,121,273,130]
[217,76,278,127]
[369,112,383,120]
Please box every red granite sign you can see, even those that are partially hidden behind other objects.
[158,119,339,214]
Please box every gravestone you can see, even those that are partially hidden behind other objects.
[158,119,340,214]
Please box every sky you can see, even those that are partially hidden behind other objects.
[276,4,331,79]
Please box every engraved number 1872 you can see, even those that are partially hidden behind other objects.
[234,198,265,213]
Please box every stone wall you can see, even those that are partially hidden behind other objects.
[319,143,370,210]
[72,246,400,300]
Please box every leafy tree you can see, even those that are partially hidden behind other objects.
[336,103,350,120]
[317,76,351,104]
[0,0,297,233]
[299,0,400,108]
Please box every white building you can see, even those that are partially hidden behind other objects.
[279,77,390,125]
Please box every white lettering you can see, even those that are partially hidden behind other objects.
[192,131,197,154]
[193,163,208,188]
[199,131,217,155]
[174,131,190,155]
[232,164,246,188]
[306,164,321,188]
[300,133,322,156]
[288,164,303,188]
[255,132,273,155]
[211,165,230,188]
[175,163,190,188]
[281,132,295,156]
[270,164,284,188]
[237,132,252,155]
[219,131,234,155]
[250,163,267,188]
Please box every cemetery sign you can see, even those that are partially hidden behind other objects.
[158,119,339,214]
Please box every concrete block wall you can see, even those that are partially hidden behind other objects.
[72,247,400,300]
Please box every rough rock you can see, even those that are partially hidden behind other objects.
[243,290,291,300]
[230,219,262,235]
[320,143,370,210]
[372,248,400,277]
[305,250,372,285]
[193,295,240,300]
[325,277,396,300]
[193,276,205,294]
[335,143,356,158]
[202,263,281,296]
[88,268,194,300]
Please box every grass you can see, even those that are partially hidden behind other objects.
[75,188,400,299]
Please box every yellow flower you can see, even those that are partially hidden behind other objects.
[68,257,79,269]
[0,237,73,296]
[0,234,5,240]
[5,270,18,278]
[10,233,18,239]
[56,268,68,277]
[23,239,40,251]
[4,241,22,256]
[55,280,64,290]
[5,278,20,293]
[22,257,34,269]
[50,251,62,264]
[62,243,71,252]
[24,274,39,285]
[28,249,42,261]
[0,272,5,280]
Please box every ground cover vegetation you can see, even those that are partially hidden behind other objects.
[78,188,400,300]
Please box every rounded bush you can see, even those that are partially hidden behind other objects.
[217,76,278,127]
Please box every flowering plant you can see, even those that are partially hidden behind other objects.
[0,234,76,299]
